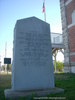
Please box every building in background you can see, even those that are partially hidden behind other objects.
[51,33,64,73]
[60,0,75,73]
[51,33,63,44]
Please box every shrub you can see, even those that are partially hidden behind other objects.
[7,64,11,72]
[2,65,5,71]
[53,61,64,72]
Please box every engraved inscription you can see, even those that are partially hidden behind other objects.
[17,31,50,66]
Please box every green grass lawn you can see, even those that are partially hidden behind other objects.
[0,73,75,100]
[0,73,11,100]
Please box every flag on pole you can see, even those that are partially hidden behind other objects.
[42,0,46,22]
[42,2,45,13]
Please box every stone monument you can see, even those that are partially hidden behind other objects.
[12,17,54,90]
[4,17,64,99]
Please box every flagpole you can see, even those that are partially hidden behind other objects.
[44,0,46,22]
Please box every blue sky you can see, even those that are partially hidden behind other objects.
[0,0,63,63]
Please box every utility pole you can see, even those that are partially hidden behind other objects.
[5,42,7,58]
[0,55,1,74]
[5,42,7,72]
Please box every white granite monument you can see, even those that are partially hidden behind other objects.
[12,17,54,90]
[4,17,64,99]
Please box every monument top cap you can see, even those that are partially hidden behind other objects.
[16,16,49,25]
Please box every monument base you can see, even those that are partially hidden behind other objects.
[4,88,64,99]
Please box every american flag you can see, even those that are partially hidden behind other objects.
[42,2,45,13]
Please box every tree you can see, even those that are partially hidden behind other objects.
[53,61,64,72]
